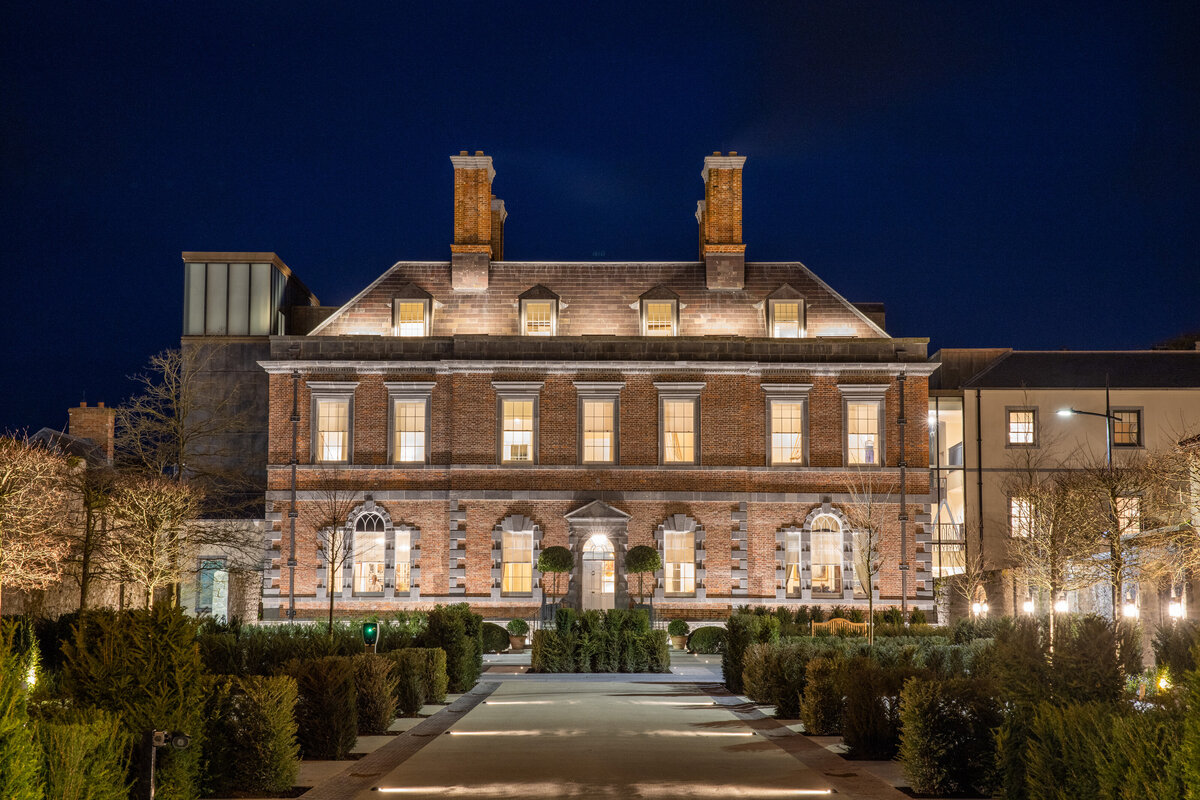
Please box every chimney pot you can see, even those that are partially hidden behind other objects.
[713,151,721,156]
[97,402,105,408]
[728,151,737,156]
[459,150,468,156]
[474,150,484,156]
[79,401,87,407]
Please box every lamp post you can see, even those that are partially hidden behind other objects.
[1058,382,1126,621]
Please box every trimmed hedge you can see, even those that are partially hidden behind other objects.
[385,648,449,715]
[530,609,669,673]
[286,656,357,760]
[841,657,922,760]
[723,613,780,693]
[418,604,482,693]
[743,640,814,718]
[202,675,299,797]
[687,626,726,654]
[354,654,398,735]
[898,676,1000,797]
[799,656,843,735]
[482,622,510,654]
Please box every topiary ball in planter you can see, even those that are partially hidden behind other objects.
[667,619,690,650]
[506,618,530,652]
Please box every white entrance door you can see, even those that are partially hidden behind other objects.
[582,534,615,611]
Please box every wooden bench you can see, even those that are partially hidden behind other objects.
[811,617,869,637]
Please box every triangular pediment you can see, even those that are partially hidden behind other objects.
[564,500,631,521]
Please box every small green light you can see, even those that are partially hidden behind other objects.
[362,622,379,646]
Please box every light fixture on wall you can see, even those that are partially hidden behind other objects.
[1022,599,1035,614]
[1122,587,1139,619]
[970,601,988,617]
[1054,593,1069,614]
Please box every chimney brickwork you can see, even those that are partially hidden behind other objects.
[490,197,506,262]
[451,151,496,291]
[68,401,115,465]
[700,152,747,291]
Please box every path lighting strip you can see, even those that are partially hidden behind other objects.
[373,787,833,796]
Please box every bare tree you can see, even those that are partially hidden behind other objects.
[116,346,260,514]
[1129,437,1200,610]
[107,474,201,606]
[0,436,71,615]
[843,470,892,644]
[299,469,361,633]
[57,458,120,609]
[1005,469,1096,648]
[955,541,988,620]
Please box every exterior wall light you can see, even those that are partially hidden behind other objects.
[1054,596,1069,613]
[971,601,988,616]
[1122,603,1139,618]
[1022,600,1035,614]
[1168,601,1184,619]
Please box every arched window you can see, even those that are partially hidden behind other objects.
[353,512,386,594]
[810,514,842,598]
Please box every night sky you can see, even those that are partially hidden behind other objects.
[3,2,1197,432]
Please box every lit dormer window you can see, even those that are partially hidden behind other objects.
[770,300,804,338]
[639,286,680,336]
[766,284,806,338]
[391,283,433,336]
[518,285,559,336]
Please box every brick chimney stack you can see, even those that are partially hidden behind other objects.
[490,196,506,262]
[68,401,115,465]
[698,151,747,290]
[450,150,496,291]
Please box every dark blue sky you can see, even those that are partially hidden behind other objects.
[2,2,1197,431]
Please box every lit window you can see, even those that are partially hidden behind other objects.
[1113,410,1141,447]
[663,400,696,464]
[810,515,842,597]
[501,530,533,594]
[1010,497,1033,537]
[502,400,534,463]
[1117,496,1140,535]
[394,529,412,593]
[644,301,676,336]
[316,399,349,463]
[393,300,428,337]
[353,512,386,594]
[770,300,804,338]
[1007,409,1036,446]
[785,531,802,597]
[847,401,881,465]
[391,401,426,463]
[664,530,695,595]
[582,400,615,464]
[522,300,554,335]
[770,401,805,465]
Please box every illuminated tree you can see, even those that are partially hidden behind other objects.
[537,546,573,601]
[843,469,891,645]
[300,469,361,633]
[106,474,201,607]
[0,436,71,616]
[625,545,661,606]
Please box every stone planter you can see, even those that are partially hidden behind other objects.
[509,634,526,653]
[670,634,687,651]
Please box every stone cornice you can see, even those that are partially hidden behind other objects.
[259,359,940,377]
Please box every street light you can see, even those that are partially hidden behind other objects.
[1056,405,1120,467]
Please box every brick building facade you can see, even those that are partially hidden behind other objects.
[254,152,937,621]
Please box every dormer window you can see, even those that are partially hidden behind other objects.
[522,300,555,335]
[391,283,433,337]
[639,286,680,336]
[518,285,559,336]
[770,300,804,338]
[766,284,806,338]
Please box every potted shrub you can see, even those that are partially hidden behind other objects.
[506,618,529,652]
[537,546,574,605]
[667,619,690,650]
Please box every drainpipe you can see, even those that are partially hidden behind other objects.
[975,388,984,557]
[898,371,908,621]
[288,369,300,621]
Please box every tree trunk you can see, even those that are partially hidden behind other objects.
[328,585,336,635]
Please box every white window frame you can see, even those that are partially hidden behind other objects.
[839,384,888,467]
[392,297,432,337]
[352,511,387,596]
[784,530,803,598]
[1010,496,1034,538]
[309,381,358,464]
[762,383,812,467]
[493,381,543,465]
[1006,407,1038,447]
[386,382,435,465]
[664,529,696,596]
[641,299,678,336]
[520,298,557,336]
[501,529,534,596]
[655,382,704,466]
[768,298,806,338]
[809,514,844,598]
[575,381,623,465]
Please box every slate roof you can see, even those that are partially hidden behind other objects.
[309,261,889,340]
[961,351,1200,389]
